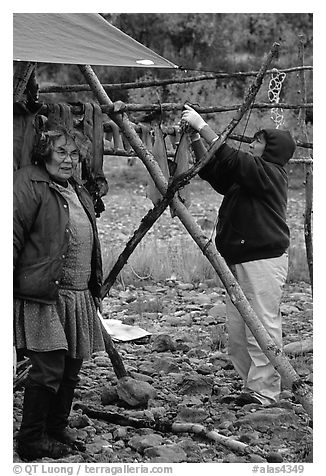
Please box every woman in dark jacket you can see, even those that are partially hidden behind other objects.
[181,105,296,407]
[14,124,105,460]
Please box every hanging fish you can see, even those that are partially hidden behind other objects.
[81,103,108,216]
[169,132,192,218]
[168,126,180,150]
[140,123,153,152]
[146,125,170,205]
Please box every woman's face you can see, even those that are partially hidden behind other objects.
[45,135,79,181]
[249,134,266,158]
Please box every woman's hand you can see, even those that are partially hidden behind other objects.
[181,104,207,132]
[94,296,103,314]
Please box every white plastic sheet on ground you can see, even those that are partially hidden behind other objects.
[98,311,151,342]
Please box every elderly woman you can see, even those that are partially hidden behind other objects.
[14,124,106,460]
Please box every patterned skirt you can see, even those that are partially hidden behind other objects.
[14,289,105,360]
[14,182,105,360]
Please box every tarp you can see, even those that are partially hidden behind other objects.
[13,13,178,69]
[98,311,151,343]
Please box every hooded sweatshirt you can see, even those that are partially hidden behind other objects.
[199,128,296,264]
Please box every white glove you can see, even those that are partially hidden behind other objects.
[181,104,207,132]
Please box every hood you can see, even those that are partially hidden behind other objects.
[261,128,296,166]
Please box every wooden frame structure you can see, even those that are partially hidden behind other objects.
[13,41,313,419]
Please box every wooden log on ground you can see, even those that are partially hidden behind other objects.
[74,403,257,455]
[78,43,313,420]
[284,338,313,355]
[172,423,252,454]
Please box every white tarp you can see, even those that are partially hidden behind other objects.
[13,13,178,69]
[98,311,151,343]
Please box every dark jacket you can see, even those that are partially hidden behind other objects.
[199,129,296,265]
[13,165,103,304]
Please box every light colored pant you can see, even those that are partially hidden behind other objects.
[225,254,288,402]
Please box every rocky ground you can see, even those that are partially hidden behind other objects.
[13,159,313,463]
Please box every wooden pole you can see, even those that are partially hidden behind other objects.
[74,402,264,456]
[13,61,36,102]
[105,122,313,150]
[101,189,177,299]
[78,43,313,418]
[298,35,313,290]
[40,101,313,115]
[102,149,312,164]
[40,65,313,94]
[39,103,313,149]
[99,320,127,379]
[99,101,313,114]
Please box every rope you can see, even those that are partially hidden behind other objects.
[268,68,287,128]
[128,263,151,280]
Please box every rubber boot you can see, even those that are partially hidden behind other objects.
[16,383,73,461]
[47,385,86,452]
